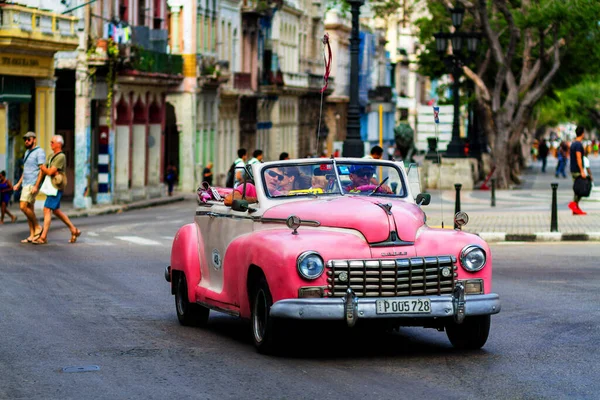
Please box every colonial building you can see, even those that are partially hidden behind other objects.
[0,3,79,193]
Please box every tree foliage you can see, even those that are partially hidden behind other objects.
[537,78,600,131]
[414,0,600,187]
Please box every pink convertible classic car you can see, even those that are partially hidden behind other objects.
[165,158,501,353]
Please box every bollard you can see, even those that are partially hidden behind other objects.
[491,178,496,207]
[454,183,462,229]
[550,183,558,232]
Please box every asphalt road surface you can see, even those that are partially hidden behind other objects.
[1,202,598,400]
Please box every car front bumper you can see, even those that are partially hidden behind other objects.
[270,285,500,326]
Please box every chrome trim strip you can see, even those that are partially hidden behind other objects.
[270,294,501,320]
[197,300,240,317]
[260,217,321,227]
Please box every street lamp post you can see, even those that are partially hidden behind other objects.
[434,6,480,158]
[342,0,364,157]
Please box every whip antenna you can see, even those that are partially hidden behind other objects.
[433,106,444,229]
[316,33,332,157]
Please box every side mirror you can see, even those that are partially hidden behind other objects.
[231,199,249,212]
[416,193,431,206]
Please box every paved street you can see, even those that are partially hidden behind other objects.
[1,202,599,399]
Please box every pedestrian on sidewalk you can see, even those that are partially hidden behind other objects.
[364,145,384,160]
[32,135,81,245]
[279,152,289,160]
[568,126,588,216]
[0,170,17,224]
[233,148,248,187]
[202,162,213,186]
[555,141,568,178]
[13,131,45,243]
[165,163,178,196]
[538,139,549,173]
[248,149,263,166]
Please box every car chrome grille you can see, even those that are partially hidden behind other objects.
[326,256,457,297]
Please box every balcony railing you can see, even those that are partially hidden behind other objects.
[129,47,183,76]
[0,4,79,51]
[234,72,252,90]
[283,72,308,88]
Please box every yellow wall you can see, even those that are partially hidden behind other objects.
[35,84,55,153]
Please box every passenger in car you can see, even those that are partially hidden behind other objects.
[345,165,393,194]
[224,179,258,206]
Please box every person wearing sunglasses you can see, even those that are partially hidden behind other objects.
[344,164,392,194]
[265,168,285,196]
[12,131,46,243]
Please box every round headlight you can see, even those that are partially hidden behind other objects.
[460,245,486,272]
[297,251,324,280]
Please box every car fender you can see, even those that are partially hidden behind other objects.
[415,227,493,292]
[170,223,206,302]
[226,228,372,318]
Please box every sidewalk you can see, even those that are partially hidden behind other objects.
[424,156,600,241]
[1,157,598,242]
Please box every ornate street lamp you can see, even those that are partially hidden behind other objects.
[342,0,365,157]
[434,7,481,158]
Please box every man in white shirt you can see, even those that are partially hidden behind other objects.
[234,148,248,187]
[364,145,383,160]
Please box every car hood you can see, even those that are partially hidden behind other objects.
[262,196,424,243]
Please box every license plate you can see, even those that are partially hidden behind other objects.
[376,298,431,315]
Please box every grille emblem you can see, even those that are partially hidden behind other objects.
[339,272,348,282]
[441,267,452,277]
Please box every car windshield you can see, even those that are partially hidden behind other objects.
[262,161,407,198]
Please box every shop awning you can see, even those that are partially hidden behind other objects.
[0,76,33,103]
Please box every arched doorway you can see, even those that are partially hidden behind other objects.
[164,102,179,181]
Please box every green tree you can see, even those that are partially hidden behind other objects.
[537,78,600,131]
[415,0,600,188]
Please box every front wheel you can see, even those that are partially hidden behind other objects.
[445,315,491,350]
[251,276,282,354]
[175,274,209,327]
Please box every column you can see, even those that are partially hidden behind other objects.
[74,51,93,208]
[35,79,56,152]
[168,1,182,53]
[148,101,162,189]
[131,97,147,199]
[115,96,131,201]
[0,105,6,173]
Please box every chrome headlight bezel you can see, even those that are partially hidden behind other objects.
[297,251,325,280]
[460,245,487,272]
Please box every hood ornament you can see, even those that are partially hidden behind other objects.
[286,215,301,234]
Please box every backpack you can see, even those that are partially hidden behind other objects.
[225,162,237,188]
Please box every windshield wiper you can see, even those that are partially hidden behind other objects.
[369,177,389,196]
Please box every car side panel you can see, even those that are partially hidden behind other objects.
[170,223,207,303]
[415,227,493,292]
[224,228,372,319]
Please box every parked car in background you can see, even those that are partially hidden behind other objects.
[165,158,501,353]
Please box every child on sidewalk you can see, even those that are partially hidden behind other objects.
[0,170,17,223]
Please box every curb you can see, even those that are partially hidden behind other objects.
[477,231,600,242]
[9,195,186,224]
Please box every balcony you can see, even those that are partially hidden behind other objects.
[241,0,283,15]
[132,26,169,53]
[234,72,253,91]
[308,73,335,93]
[0,4,79,52]
[128,47,183,76]
[283,72,308,88]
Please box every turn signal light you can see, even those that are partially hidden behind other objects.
[464,279,484,294]
[298,287,324,298]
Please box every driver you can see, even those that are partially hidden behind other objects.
[345,165,392,194]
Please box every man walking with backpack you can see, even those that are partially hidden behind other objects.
[226,148,247,188]
[12,131,46,243]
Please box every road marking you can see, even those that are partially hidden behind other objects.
[115,236,163,246]
[87,232,99,237]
